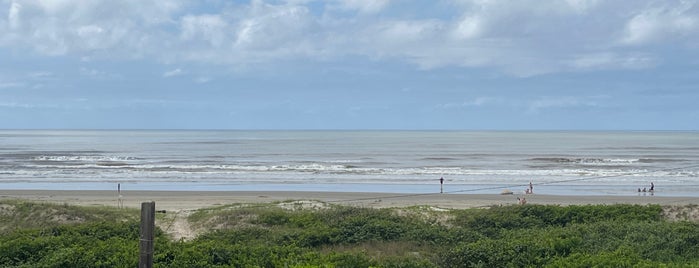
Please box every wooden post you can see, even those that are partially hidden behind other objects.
[117,183,123,209]
[139,201,155,268]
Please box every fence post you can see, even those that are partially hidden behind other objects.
[139,201,155,268]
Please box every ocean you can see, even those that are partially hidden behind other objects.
[1,130,698,196]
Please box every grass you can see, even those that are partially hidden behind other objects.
[0,200,138,234]
[1,199,698,267]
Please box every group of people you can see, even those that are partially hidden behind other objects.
[517,196,527,205]
[638,182,655,194]
[518,181,534,205]
[525,181,534,194]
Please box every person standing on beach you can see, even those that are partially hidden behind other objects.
[440,177,444,193]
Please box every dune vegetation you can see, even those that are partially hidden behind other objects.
[1,199,698,267]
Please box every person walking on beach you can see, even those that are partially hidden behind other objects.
[440,177,444,193]
[650,182,654,192]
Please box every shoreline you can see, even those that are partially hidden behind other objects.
[1,181,696,197]
[1,190,696,211]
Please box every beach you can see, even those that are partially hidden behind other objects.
[1,190,696,211]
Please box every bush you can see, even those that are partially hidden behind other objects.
[1,201,696,267]
[0,222,140,267]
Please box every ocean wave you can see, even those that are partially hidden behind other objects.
[15,162,699,179]
[3,162,698,188]
[33,155,139,162]
[421,157,460,161]
[529,157,683,165]
[592,146,699,151]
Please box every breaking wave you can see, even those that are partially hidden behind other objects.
[33,155,139,162]
[531,157,683,165]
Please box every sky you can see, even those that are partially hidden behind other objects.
[0,0,698,130]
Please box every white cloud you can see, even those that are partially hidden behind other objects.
[333,0,391,14]
[620,2,698,45]
[569,52,656,70]
[163,68,184,77]
[527,96,604,113]
[0,102,35,108]
[80,67,113,79]
[1,0,184,57]
[195,76,211,83]
[464,97,495,107]
[231,2,312,50]
[8,1,21,29]
[439,95,609,113]
[368,20,444,45]
[571,53,618,69]
[0,71,56,90]
[1,0,697,76]
[180,14,228,47]
[437,97,502,110]
[29,72,53,78]
[452,15,482,39]
[0,82,24,89]
[564,0,600,13]
[170,1,317,65]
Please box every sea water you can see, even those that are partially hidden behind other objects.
[0,130,697,196]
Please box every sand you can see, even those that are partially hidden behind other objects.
[1,190,696,211]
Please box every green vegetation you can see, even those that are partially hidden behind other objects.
[1,200,699,267]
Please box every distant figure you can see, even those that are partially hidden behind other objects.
[440,177,444,193]
[525,181,533,194]
[642,187,647,192]
[517,197,527,205]
[638,188,641,193]
[650,182,655,192]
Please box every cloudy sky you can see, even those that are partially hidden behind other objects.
[1,0,697,130]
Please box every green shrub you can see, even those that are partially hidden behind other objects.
[1,201,696,267]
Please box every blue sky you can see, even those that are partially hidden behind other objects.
[1,0,698,130]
